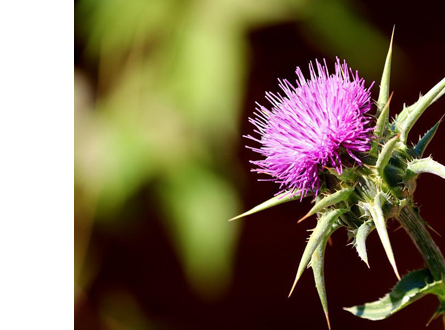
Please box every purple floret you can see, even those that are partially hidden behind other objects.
[246,59,374,198]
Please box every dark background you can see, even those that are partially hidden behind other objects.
[75,0,445,329]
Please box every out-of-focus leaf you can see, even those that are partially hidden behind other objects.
[301,0,392,78]
[158,5,246,141]
[76,0,177,57]
[159,163,240,300]
[222,0,308,27]
[75,59,196,219]
[75,105,157,218]
[99,289,155,330]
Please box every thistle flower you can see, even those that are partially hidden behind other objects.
[232,32,445,329]
[247,59,374,197]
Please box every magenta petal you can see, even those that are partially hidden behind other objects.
[248,58,373,197]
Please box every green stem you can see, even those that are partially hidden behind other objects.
[397,205,445,281]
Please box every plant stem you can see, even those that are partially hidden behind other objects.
[397,205,445,281]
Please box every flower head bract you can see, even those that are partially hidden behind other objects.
[247,59,374,197]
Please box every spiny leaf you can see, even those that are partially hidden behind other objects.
[298,188,353,223]
[355,221,375,268]
[311,224,340,330]
[229,191,304,221]
[432,85,445,104]
[407,157,445,180]
[376,27,394,117]
[414,120,441,158]
[344,268,445,320]
[289,209,347,297]
[399,77,445,143]
[366,193,400,279]
[371,92,394,156]
[327,166,358,182]
[375,93,394,140]
[395,84,445,130]
[375,134,399,179]
[394,101,416,126]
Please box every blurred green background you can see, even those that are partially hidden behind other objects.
[75,0,445,329]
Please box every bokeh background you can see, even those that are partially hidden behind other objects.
[75,0,445,329]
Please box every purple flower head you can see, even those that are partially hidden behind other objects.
[247,59,374,198]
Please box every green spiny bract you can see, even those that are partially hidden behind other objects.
[231,31,445,329]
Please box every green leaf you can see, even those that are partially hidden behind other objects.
[289,209,347,297]
[376,27,394,117]
[375,134,399,179]
[311,224,340,330]
[159,163,240,300]
[302,0,390,79]
[394,101,416,127]
[432,85,445,104]
[229,191,304,221]
[298,188,353,223]
[355,221,375,268]
[365,193,400,279]
[398,77,445,143]
[414,120,441,158]
[327,167,358,182]
[408,157,445,180]
[344,268,445,320]
[371,92,394,156]
[374,93,393,140]
[395,85,445,130]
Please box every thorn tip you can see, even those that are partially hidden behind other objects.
[288,276,300,298]
[393,264,401,280]
[325,312,332,330]
[297,214,309,223]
